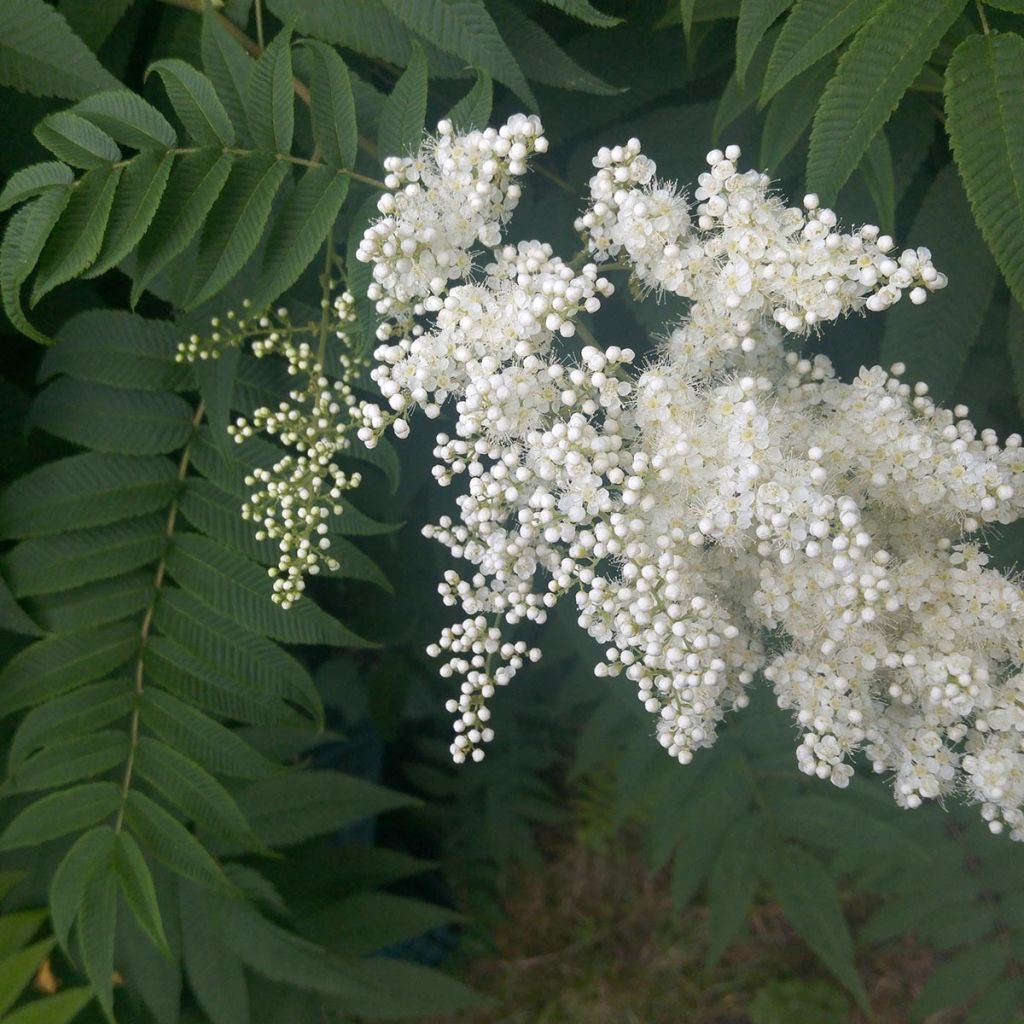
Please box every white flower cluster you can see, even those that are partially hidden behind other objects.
[357,117,1024,838]
[179,296,364,607]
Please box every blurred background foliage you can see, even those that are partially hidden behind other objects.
[0,0,1023,1022]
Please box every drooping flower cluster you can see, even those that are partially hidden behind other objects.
[357,116,1024,839]
[179,295,364,607]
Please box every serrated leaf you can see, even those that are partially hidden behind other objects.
[29,379,194,455]
[540,0,621,25]
[0,163,75,214]
[760,56,832,170]
[50,826,116,952]
[34,112,121,169]
[706,814,761,965]
[737,0,792,87]
[135,736,263,850]
[86,150,175,279]
[112,831,169,955]
[179,880,249,1024]
[178,476,279,565]
[165,533,372,647]
[153,587,323,726]
[28,575,153,634]
[448,70,493,132]
[761,0,879,103]
[806,0,967,202]
[78,864,117,1020]
[124,790,233,893]
[0,190,70,345]
[0,572,43,637]
[8,731,128,794]
[378,42,427,158]
[945,32,1024,310]
[147,58,235,146]
[3,516,165,598]
[245,26,293,154]
[762,840,869,1010]
[252,167,349,308]
[302,41,357,169]
[42,309,188,391]
[714,25,780,139]
[1,987,94,1024]
[0,623,137,716]
[381,0,535,108]
[8,679,132,773]
[0,453,178,539]
[0,783,121,852]
[132,149,234,306]
[880,164,997,401]
[233,772,414,848]
[910,941,1009,1021]
[72,90,178,150]
[487,0,620,96]
[320,537,392,592]
[31,165,121,303]
[201,5,254,142]
[859,127,895,232]
[185,156,289,309]
[0,937,57,1018]
[140,688,276,780]
[0,0,121,99]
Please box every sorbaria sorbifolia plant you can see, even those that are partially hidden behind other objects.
[354,115,1024,839]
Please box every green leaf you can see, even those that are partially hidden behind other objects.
[34,112,121,169]
[185,156,290,309]
[302,41,358,169]
[0,783,121,852]
[1,988,93,1024]
[0,909,46,960]
[966,979,1024,1024]
[0,937,57,1018]
[28,575,153,634]
[8,732,128,794]
[165,533,371,647]
[132,149,235,306]
[0,622,137,716]
[42,310,188,392]
[539,0,621,25]
[191,346,239,449]
[245,26,294,154]
[153,587,324,726]
[140,688,276,780]
[985,0,1024,9]
[806,0,967,202]
[77,864,117,1020]
[8,679,132,773]
[179,881,249,1024]
[0,573,43,638]
[72,90,178,150]
[760,57,833,170]
[910,941,1010,1021]
[859,127,895,233]
[31,165,121,303]
[3,516,165,598]
[0,191,70,345]
[761,841,869,1010]
[380,0,535,109]
[0,454,178,539]
[201,5,254,140]
[737,0,792,87]
[124,791,233,893]
[706,814,761,965]
[945,32,1024,310]
[377,42,427,158]
[0,0,120,99]
[447,70,493,132]
[178,477,279,566]
[252,167,349,309]
[881,164,998,402]
[0,163,75,214]
[135,737,263,850]
[113,832,169,955]
[147,58,235,146]
[680,0,697,35]
[86,150,175,279]
[233,772,414,848]
[29,379,194,455]
[713,26,779,139]
[761,0,879,103]
[50,827,115,952]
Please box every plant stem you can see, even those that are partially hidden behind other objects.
[254,0,265,49]
[976,0,991,34]
[113,402,205,832]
